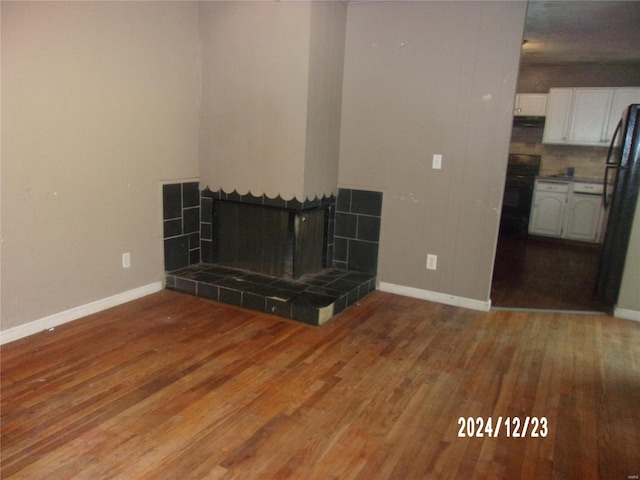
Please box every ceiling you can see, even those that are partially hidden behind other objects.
[520,0,640,66]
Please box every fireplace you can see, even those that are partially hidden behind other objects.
[163,183,382,325]
[162,183,383,278]
[213,200,327,279]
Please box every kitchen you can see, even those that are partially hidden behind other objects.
[491,1,640,312]
[493,89,640,312]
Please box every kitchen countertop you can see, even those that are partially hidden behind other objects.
[537,175,605,184]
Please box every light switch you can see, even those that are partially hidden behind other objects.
[432,154,442,170]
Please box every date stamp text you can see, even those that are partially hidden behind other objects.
[457,416,548,438]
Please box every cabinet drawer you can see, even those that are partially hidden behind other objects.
[572,182,603,195]
[535,181,570,193]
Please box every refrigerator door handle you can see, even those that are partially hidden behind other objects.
[603,118,623,209]
[603,165,618,209]
[606,119,622,165]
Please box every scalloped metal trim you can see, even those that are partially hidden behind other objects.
[201,186,335,211]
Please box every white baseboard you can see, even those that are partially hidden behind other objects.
[378,282,491,312]
[613,307,640,322]
[0,282,163,345]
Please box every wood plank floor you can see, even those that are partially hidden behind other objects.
[2,290,639,479]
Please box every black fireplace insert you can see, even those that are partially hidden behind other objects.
[213,200,327,279]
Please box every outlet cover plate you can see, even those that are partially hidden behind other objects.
[122,252,131,269]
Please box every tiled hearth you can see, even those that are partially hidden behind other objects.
[166,264,375,326]
[162,182,382,325]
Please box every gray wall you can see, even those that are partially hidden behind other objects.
[198,2,311,201]
[339,1,527,304]
[1,2,201,330]
[198,2,346,201]
[517,63,640,93]
[304,1,347,201]
[618,202,640,313]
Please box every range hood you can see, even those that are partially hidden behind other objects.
[513,115,546,128]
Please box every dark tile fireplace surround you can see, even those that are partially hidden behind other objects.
[163,183,382,325]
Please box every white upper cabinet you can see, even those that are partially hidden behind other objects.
[542,89,573,144]
[543,87,640,146]
[605,88,640,144]
[568,89,614,146]
[513,94,548,116]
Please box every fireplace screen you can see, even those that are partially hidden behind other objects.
[214,201,326,279]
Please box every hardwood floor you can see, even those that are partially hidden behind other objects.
[491,235,609,312]
[2,290,639,479]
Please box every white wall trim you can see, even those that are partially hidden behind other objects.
[379,282,491,312]
[0,282,163,345]
[613,307,640,323]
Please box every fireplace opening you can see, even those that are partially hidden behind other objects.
[213,200,327,280]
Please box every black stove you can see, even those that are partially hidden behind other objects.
[499,154,541,237]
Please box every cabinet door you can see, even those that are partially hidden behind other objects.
[543,89,573,144]
[568,88,613,146]
[604,88,640,143]
[515,94,548,116]
[529,191,567,237]
[564,194,602,242]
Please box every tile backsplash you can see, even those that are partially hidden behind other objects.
[510,141,609,179]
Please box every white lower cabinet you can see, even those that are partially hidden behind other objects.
[529,180,603,242]
[529,182,569,237]
[564,194,602,241]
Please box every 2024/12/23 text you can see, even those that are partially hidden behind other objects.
[457,417,548,438]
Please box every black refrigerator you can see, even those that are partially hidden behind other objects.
[596,104,640,305]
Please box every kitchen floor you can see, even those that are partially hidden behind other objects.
[491,235,610,312]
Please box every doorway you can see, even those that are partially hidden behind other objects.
[491,235,608,311]
[487,2,639,313]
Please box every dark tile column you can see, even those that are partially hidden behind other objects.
[163,182,201,271]
[333,188,382,275]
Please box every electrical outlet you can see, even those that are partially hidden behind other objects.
[426,254,437,270]
[122,252,131,269]
[432,154,442,170]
